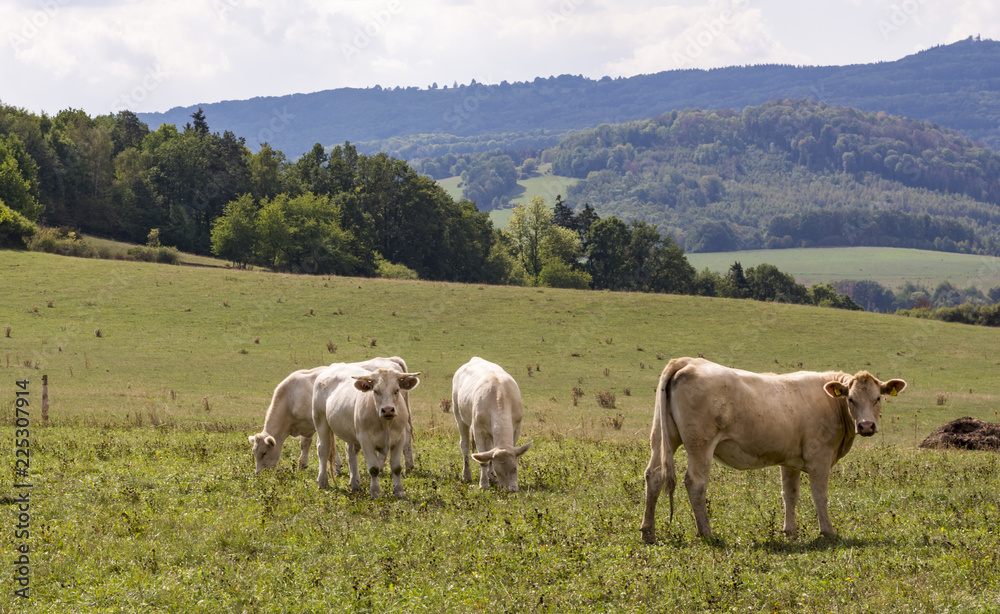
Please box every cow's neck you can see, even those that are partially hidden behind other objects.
[836,400,856,460]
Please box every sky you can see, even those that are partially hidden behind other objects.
[2,0,998,117]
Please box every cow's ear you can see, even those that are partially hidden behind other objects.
[353,376,374,392]
[248,435,257,445]
[824,381,849,399]
[881,379,906,397]
[472,449,498,465]
[399,373,421,391]
[264,435,276,447]
[514,441,533,457]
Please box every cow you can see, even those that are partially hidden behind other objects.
[248,366,341,473]
[312,364,420,498]
[451,357,533,492]
[640,357,906,543]
[248,357,413,473]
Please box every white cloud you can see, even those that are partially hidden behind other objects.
[0,0,990,117]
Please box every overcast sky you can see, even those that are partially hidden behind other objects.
[2,0,996,117]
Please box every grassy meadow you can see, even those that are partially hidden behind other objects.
[2,250,1000,612]
[436,164,579,229]
[687,247,1000,291]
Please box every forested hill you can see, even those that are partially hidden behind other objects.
[137,37,1000,157]
[552,98,1000,254]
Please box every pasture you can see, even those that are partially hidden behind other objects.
[2,250,1000,612]
[687,246,1000,292]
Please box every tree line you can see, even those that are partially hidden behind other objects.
[0,102,869,312]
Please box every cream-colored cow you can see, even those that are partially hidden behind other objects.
[451,357,533,492]
[249,357,413,473]
[640,357,905,543]
[312,365,420,498]
[248,366,340,473]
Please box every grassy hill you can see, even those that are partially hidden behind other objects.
[436,163,579,229]
[2,250,997,441]
[687,247,1000,291]
[3,251,999,611]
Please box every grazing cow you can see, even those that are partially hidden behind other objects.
[249,357,412,473]
[362,356,416,473]
[248,366,341,473]
[640,357,906,543]
[313,365,420,497]
[451,357,533,492]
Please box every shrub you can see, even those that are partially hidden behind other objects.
[0,201,37,248]
[376,255,419,280]
[596,390,616,409]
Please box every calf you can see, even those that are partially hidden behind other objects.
[248,366,341,473]
[452,357,533,492]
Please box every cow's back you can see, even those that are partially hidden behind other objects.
[667,359,849,469]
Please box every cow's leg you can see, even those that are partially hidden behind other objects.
[641,445,663,544]
[346,442,362,491]
[298,435,312,470]
[360,438,383,499]
[457,419,473,482]
[315,420,332,490]
[389,442,405,498]
[330,432,343,476]
[474,428,493,490]
[403,415,414,473]
[780,466,801,537]
[808,464,836,538]
[641,414,679,544]
[683,444,715,538]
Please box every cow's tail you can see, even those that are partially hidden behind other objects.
[657,359,687,523]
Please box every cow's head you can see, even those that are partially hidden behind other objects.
[353,369,420,420]
[824,372,906,437]
[472,441,533,492]
[248,432,280,472]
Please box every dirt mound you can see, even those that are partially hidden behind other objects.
[919,416,1000,452]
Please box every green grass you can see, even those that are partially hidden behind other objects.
[437,164,579,229]
[687,247,1000,291]
[7,428,1000,612]
[3,250,1000,611]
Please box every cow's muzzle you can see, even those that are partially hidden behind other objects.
[857,420,877,436]
[379,406,397,419]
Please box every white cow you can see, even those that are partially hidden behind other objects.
[312,365,420,497]
[451,357,533,492]
[248,366,341,473]
[641,357,906,543]
[249,357,413,473]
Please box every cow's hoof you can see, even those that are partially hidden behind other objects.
[640,526,656,544]
[317,479,330,490]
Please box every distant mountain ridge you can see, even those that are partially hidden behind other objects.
[138,37,1000,157]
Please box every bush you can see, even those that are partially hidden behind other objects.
[0,201,37,248]
[375,255,419,280]
[538,260,592,289]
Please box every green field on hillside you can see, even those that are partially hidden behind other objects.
[3,249,998,438]
[436,164,578,229]
[2,251,999,612]
[688,247,1000,291]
